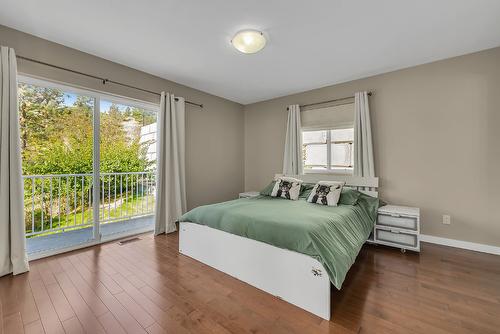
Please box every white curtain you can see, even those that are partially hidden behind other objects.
[353,92,375,181]
[0,46,29,276]
[154,92,186,235]
[283,104,303,175]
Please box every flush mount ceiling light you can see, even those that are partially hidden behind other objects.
[231,30,266,54]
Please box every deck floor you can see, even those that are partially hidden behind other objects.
[26,216,154,256]
[2,233,500,333]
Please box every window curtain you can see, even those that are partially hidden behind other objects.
[0,46,29,276]
[353,92,375,183]
[154,92,186,235]
[283,104,303,175]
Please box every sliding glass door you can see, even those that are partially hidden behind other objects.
[98,99,157,238]
[20,80,96,252]
[19,76,158,257]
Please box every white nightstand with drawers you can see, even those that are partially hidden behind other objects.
[375,205,420,252]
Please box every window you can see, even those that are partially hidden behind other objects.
[302,128,354,173]
[18,75,159,242]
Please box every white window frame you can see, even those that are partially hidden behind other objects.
[18,74,159,254]
[18,74,160,113]
[302,126,354,175]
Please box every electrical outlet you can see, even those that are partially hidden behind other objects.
[442,215,451,225]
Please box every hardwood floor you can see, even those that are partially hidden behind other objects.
[1,232,500,334]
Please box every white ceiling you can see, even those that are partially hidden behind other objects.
[1,0,500,104]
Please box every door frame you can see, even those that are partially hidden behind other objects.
[19,74,159,258]
[92,95,101,240]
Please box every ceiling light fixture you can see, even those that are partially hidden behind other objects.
[231,30,266,54]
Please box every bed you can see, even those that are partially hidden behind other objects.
[179,174,379,320]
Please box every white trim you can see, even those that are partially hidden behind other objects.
[421,234,500,256]
[28,226,154,261]
[18,73,160,112]
[93,95,101,240]
[302,127,355,172]
[303,168,353,176]
[28,240,100,261]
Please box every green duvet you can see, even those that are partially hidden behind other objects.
[180,193,379,289]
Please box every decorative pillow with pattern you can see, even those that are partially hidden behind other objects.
[307,181,345,206]
[270,176,302,200]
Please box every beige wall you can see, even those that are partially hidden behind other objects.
[3,24,499,247]
[0,25,245,210]
[244,47,500,247]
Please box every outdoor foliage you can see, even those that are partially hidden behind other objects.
[19,84,154,175]
[19,83,156,235]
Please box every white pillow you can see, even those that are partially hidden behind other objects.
[307,181,345,206]
[271,176,302,201]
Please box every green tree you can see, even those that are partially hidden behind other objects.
[19,84,155,234]
[19,83,66,153]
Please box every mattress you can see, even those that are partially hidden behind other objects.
[180,193,379,289]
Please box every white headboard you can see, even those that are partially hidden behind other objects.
[275,174,379,198]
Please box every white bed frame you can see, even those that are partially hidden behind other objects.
[179,173,379,320]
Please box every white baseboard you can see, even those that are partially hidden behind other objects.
[420,234,500,256]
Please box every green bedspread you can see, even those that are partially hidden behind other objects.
[180,194,379,289]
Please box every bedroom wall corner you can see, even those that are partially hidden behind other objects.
[0,24,246,211]
[243,46,500,248]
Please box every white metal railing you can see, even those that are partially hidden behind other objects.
[23,171,155,237]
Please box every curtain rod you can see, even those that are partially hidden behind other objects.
[287,92,372,111]
[16,55,204,109]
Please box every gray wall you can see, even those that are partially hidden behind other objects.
[244,47,500,247]
[0,25,245,210]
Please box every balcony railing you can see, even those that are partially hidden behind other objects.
[23,171,155,237]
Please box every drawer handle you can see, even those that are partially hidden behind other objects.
[390,229,400,234]
[389,213,401,217]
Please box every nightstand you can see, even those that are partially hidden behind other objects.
[375,205,420,252]
[239,191,260,199]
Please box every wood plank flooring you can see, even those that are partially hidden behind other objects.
[1,232,500,334]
